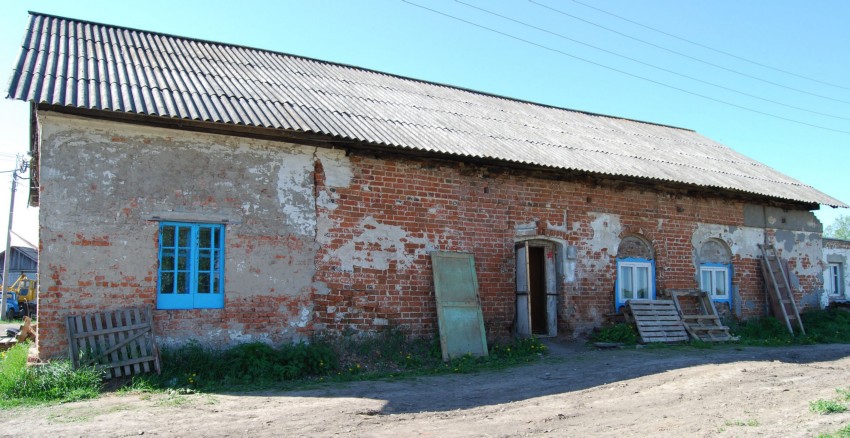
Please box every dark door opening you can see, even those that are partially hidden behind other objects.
[528,246,547,335]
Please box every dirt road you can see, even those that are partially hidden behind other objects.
[3,341,849,437]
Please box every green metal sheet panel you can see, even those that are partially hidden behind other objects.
[430,251,489,361]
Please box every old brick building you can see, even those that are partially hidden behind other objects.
[6,13,846,358]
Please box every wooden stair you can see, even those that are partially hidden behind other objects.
[625,300,689,343]
[759,244,805,335]
[669,289,737,342]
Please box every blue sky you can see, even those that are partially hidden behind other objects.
[0,0,848,249]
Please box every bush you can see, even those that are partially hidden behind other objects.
[0,342,103,407]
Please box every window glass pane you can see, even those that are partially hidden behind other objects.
[714,271,727,297]
[161,251,175,271]
[199,227,212,249]
[621,266,633,299]
[161,226,175,247]
[178,227,190,247]
[177,249,190,270]
[160,272,174,294]
[213,269,221,294]
[176,272,189,294]
[700,270,712,294]
[198,250,211,271]
[636,267,649,299]
[197,273,210,294]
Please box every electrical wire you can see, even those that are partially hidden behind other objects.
[528,0,850,104]
[561,0,850,93]
[457,0,850,122]
[400,0,850,135]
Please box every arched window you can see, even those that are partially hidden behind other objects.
[615,235,655,310]
[698,239,732,302]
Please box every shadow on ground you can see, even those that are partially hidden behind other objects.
[267,341,850,415]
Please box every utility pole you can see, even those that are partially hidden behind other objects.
[0,156,22,321]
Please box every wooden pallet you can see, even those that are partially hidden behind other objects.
[759,244,805,335]
[669,289,737,342]
[625,299,689,343]
[66,306,161,378]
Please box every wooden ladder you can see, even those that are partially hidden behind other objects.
[758,244,805,335]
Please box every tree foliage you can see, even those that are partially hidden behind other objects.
[825,215,850,240]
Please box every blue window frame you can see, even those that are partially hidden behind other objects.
[699,263,731,302]
[158,222,225,310]
[615,258,655,310]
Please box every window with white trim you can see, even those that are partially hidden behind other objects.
[157,222,225,310]
[616,259,655,309]
[699,264,730,301]
[825,263,843,296]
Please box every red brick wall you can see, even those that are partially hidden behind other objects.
[35,116,822,358]
[310,152,787,338]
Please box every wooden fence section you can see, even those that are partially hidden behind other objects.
[66,306,161,378]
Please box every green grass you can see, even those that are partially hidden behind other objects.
[120,328,549,393]
[817,424,850,438]
[810,399,848,415]
[0,342,103,407]
[808,388,850,417]
[724,418,760,427]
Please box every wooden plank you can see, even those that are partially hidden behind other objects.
[67,322,152,339]
[123,308,140,375]
[103,311,122,378]
[133,307,151,374]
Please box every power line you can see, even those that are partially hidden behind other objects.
[561,0,850,93]
[527,0,850,105]
[400,0,850,135]
[456,0,850,122]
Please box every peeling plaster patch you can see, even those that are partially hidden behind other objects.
[692,223,764,260]
[289,303,313,328]
[313,281,330,296]
[588,212,622,255]
[276,153,317,237]
[328,217,434,272]
[801,291,821,308]
[546,210,568,232]
[773,230,823,277]
[515,220,537,236]
[316,148,352,188]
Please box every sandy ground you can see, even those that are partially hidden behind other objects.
[2,341,850,437]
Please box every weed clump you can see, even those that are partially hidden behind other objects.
[730,309,850,346]
[590,323,639,345]
[126,328,548,392]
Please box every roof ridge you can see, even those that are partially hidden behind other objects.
[25,10,694,132]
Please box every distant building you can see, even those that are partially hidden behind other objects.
[0,246,38,284]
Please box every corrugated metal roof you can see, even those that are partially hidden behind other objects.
[6,12,846,208]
